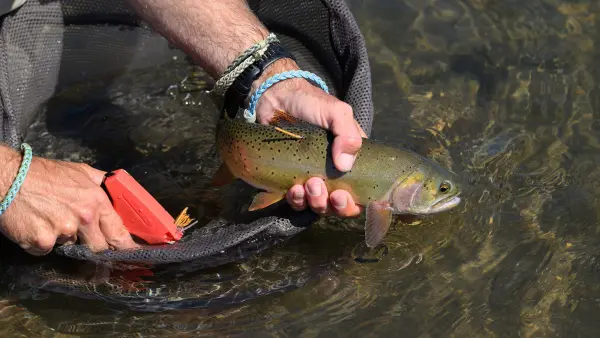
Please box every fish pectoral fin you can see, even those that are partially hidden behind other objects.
[248,191,285,211]
[210,163,236,187]
[365,201,393,248]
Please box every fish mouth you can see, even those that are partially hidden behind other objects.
[428,195,462,213]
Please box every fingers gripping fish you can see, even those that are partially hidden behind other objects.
[211,110,462,248]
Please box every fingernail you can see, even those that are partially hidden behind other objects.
[307,181,322,196]
[332,195,347,210]
[336,153,356,172]
[293,189,304,202]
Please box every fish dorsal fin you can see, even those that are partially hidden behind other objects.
[269,109,321,131]
[269,109,325,140]
[365,201,393,248]
[270,109,301,126]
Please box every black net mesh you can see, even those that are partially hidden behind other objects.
[0,0,373,289]
[248,0,373,132]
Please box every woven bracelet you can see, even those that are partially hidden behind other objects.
[211,33,279,100]
[0,143,32,216]
[244,70,329,123]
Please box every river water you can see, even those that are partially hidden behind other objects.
[1,0,600,337]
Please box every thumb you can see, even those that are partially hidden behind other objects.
[323,101,365,172]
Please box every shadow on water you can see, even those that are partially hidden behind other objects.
[4,0,600,337]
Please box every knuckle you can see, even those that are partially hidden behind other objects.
[61,221,78,236]
[77,207,96,225]
[76,162,93,171]
[108,236,127,248]
[33,234,56,252]
[332,100,353,115]
[91,189,108,204]
[71,162,92,175]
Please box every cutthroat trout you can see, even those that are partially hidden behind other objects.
[212,110,462,248]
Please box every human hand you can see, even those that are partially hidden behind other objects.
[0,146,139,256]
[252,59,368,218]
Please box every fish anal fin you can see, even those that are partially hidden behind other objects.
[210,163,235,187]
[248,191,285,211]
[365,201,393,248]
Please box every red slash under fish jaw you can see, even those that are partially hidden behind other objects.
[390,182,423,213]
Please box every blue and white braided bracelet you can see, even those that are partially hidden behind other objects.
[243,70,329,123]
[0,143,32,216]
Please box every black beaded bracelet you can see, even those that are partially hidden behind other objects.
[222,42,296,118]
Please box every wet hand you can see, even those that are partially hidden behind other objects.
[0,147,139,256]
[253,59,367,218]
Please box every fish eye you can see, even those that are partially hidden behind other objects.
[439,181,451,194]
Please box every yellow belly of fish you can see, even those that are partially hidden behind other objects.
[224,143,320,193]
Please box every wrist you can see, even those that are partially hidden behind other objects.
[0,145,22,200]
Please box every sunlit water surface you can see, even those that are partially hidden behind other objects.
[2,0,600,337]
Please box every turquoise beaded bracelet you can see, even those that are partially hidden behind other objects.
[0,143,32,216]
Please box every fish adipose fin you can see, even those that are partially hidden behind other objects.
[210,163,236,187]
[365,201,393,248]
[248,191,285,211]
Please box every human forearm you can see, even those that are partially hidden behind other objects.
[126,0,306,113]
[125,0,274,79]
[105,0,367,221]
[0,144,21,198]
